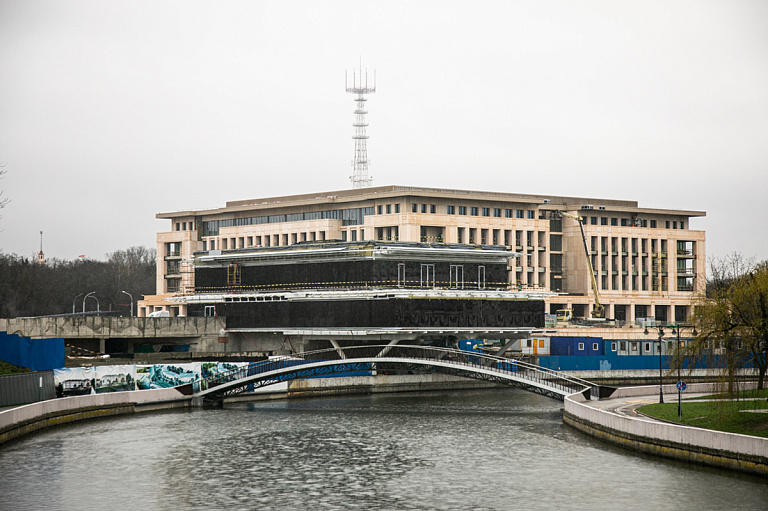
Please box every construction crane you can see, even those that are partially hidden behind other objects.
[556,211,605,319]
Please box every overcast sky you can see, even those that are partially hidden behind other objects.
[1,0,766,263]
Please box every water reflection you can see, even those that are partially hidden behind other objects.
[0,388,766,511]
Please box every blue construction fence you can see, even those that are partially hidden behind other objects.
[537,353,730,372]
[0,331,65,371]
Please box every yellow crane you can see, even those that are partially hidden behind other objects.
[557,211,605,319]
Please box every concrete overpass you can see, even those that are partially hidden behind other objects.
[0,316,225,356]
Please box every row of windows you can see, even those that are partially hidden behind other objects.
[200,207,375,236]
[376,204,401,214]
[588,216,686,229]
[402,203,538,219]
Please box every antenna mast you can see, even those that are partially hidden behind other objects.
[345,59,376,189]
[37,230,45,265]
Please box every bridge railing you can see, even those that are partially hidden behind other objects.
[193,345,593,396]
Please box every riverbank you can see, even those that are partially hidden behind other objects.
[0,387,192,446]
[563,383,768,477]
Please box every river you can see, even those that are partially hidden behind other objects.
[1,388,766,510]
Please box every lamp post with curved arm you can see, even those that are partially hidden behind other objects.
[121,290,133,317]
[83,291,99,313]
[73,293,84,314]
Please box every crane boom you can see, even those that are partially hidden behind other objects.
[559,211,605,319]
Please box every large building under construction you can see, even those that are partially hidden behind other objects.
[139,185,706,327]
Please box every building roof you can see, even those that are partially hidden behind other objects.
[157,185,706,219]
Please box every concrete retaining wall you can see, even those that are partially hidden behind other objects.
[563,384,768,476]
[0,388,191,446]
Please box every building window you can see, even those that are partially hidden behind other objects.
[593,343,599,351]
[412,204,418,213]
[421,204,427,213]
[450,265,464,289]
[514,209,523,218]
[590,217,597,225]
[601,217,607,225]
[666,220,670,228]
[471,207,479,216]
[421,264,435,288]
[482,207,490,217]
[395,204,400,213]
[611,218,618,226]
[621,218,628,226]
[650,220,657,228]
[578,342,585,351]
[175,223,180,231]
[447,205,456,215]
[377,205,383,215]
[351,230,357,241]
[494,208,501,217]
[527,211,535,219]
[505,209,513,218]
[386,204,392,214]
[341,231,347,241]
[457,227,464,243]
[459,206,467,215]
[430,204,436,214]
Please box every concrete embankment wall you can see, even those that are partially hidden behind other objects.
[0,388,191,446]
[563,384,768,477]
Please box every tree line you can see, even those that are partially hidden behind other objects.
[687,253,768,390]
[0,246,156,318]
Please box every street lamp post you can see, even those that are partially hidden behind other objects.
[73,293,84,314]
[121,290,133,317]
[83,291,95,313]
[644,325,666,404]
[669,324,697,419]
[83,292,100,313]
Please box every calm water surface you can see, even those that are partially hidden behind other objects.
[1,388,766,510]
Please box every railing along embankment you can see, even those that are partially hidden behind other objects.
[0,387,192,446]
[563,384,768,477]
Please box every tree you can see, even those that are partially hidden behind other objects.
[688,254,768,391]
[0,248,156,318]
[0,162,8,222]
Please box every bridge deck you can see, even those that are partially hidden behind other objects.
[192,345,596,403]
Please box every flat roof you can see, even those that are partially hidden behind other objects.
[157,184,705,219]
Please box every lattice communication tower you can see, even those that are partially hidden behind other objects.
[346,62,376,188]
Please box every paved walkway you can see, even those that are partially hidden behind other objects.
[582,391,713,422]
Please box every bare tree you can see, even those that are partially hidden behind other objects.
[687,254,768,392]
[0,162,9,219]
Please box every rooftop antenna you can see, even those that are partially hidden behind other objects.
[37,230,45,265]
[346,58,376,189]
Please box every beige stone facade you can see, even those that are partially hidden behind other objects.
[139,185,705,324]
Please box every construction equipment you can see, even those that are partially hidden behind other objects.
[556,308,573,322]
[556,211,605,319]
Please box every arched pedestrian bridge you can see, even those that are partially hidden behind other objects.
[191,345,597,404]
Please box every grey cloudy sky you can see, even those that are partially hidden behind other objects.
[1,0,766,262]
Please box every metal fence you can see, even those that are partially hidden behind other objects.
[0,371,56,407]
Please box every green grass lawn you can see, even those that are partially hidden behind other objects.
[638,390,768,438]
[0,360,30,375]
